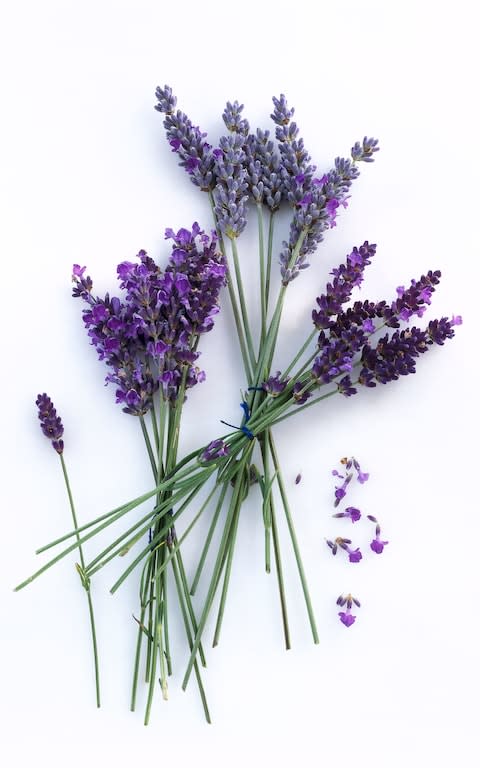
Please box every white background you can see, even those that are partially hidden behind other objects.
[1,1,479,766]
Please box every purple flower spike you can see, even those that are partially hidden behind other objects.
[36,393,64,454]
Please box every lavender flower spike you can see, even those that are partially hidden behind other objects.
[36,393,64,454]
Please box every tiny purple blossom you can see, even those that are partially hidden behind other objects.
[333,506,362,523]
[337,593,361,627]
[370,524,389,554]
[338,611,356,627]
[200,439,230,463]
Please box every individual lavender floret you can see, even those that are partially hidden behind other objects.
[222,100,249,136]
[312,242,376,330]
[332,469,353,506]
[342,456,369,484]
[333,506,362,523]
[331,457,368,504]
[212,134,249,239]
[337,593,361,627]
[262,371,289,397]
[36,394,64,454]
[351,137,380,163]
[326,537,362,563]
[155,85,216,191]
[367,517,389,554]
[200,439,230,463]
[292,382,312,404]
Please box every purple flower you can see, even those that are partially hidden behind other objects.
[333,506,362,523]
[351,137,379,163]
[370,523,389,554]
[73,224,226,410]
[36,393,64,454]
[262,371,289,397]
[337,593,361,627]
[155,85,216,191]
[293,382,312,404]
[200,439,230,463]
[327,537,362,563]
[212,133,249,238]
[312,242,376,330]
[338,611,356,627]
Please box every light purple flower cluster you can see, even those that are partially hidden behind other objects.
[36,393,64,454]
[72,224,226,413]
[154,85,378,281]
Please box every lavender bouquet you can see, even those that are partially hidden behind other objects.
[16,85,461,716]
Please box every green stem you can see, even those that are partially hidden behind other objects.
[208,192,252,385]
[59,454,101,708]
[140,416,157,477]
[231,238,257,371]
[170,554,211,723]
[270,497,291,650]
[182,446,253,690]
[282,328,317,379]
[131,556,154,711]
[265,210,275,313]
[212,481,243,647]
[268,432,319,644]
[190,481,228,596]
[257,203,267,345]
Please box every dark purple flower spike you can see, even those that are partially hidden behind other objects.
[36,393,64,454]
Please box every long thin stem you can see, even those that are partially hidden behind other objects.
[131,555,154,711]
[282,328,317,379]
[257,203,267,345]
[265,210,275,313]
[209,192,252,384]
[268,432,319,644]
[270,497,291,650]
[212,476,244,647]
[190,481,228,596]
[182,446,253,691]
[170,553,211,723]
[231,238,257,371]
[59,454,101,708]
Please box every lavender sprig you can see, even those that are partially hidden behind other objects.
[35,395,101,707]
